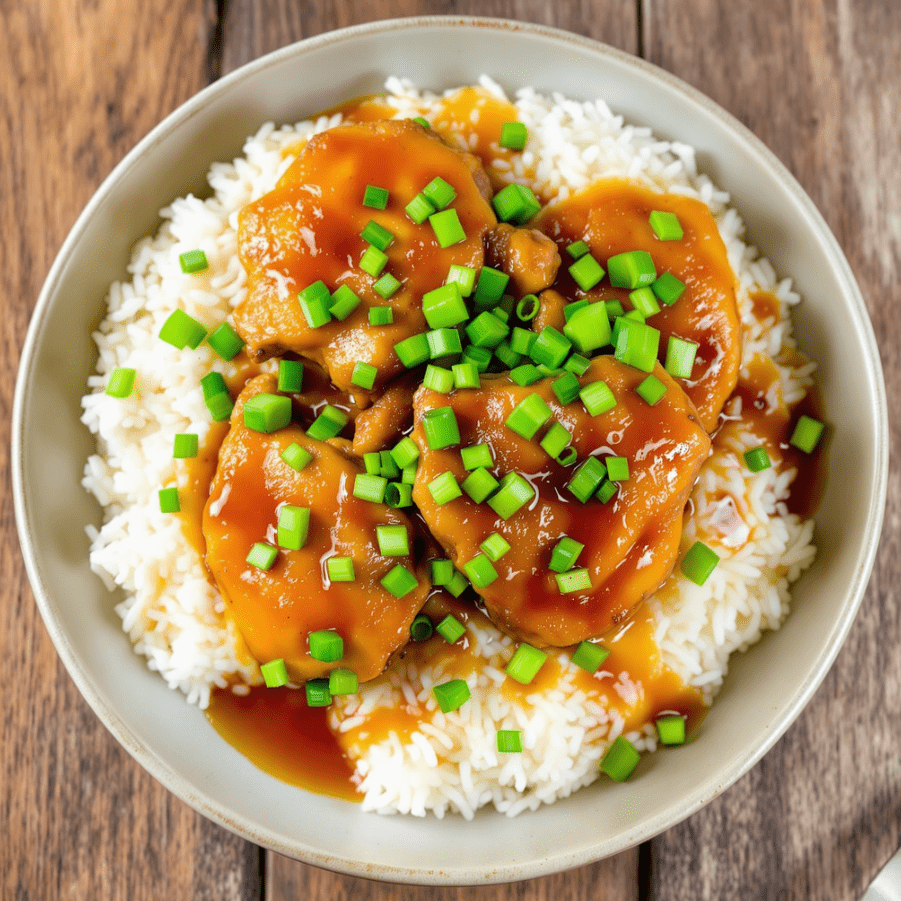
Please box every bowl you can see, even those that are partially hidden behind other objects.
[12,16,888,885]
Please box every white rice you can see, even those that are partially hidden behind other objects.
[81,76,816,813]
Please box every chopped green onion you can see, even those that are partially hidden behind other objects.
[568,253,605,291]
[540,422,572,459]
[422,406,461,449]
[394,332,430,368]
[493,339,521,369]
[487,472,535,520]
[445,264,476,297]
[472,266,510,309]
[567,240,590,260]
[436,613,466,643]
[614,318,661,373]
[385,482,413,508]
[510,327,537,356]
[466,311,509,348]
[462,467,500,503]
[480,532,511,561]
[652,271,687,306]
[567,456,607,503]
[515,294,541,321]
[461,443,493,471]
[390,437,420,470]
[571,641,610,674]
[452,362,480,389]
[277,359,304,394]
[492,183,541,225]
[327,556,356,582]
[363,452,381,475]
[563,302,612,354]
[412,116,430,128]
[580,380,617,416]
[680,540,720,586]
[549,536,584,573]
[353,473,388,503]
[636,374,668,406]
[207,323,244,361]
[556,568,592,593]
[380,450,400,480]
[305,678,331,707]
[360,245,389,278]
[744,446,772,472]
[423,283,467,329]
[158,487,180,513]
[244,393,292,433]
[656,713,687,745]
[376,524,410,557]
[564,353,592,376]
[246,541,277,571]
[105,367,136,398]
[431,559,454,586]
[351,361,378,390]
[564,301,590,323]
[380,564,418,598]
[200,371,233,422]
[260,658,289,688]
[410,613,434,641]
[297,281,332,328]
[499,121,528,150]
[373,272,401,299]
[497,729,523,752]
[429,209,466,248]
[433,678,470,713]
[790,415,825,453]
[276,504,310,550]
[159,308,207,350]
[505,393,553,439]
[649,210,684,241]
[556,447,578,466]
[329,668,358,695]
[552,371,582,405]
[505,643,547,684]
[173,433,199,459]
[427,327,463,359]
[307,405,348,441]
[595,479,618,503]
[423,176,456,210]
[281,442,312,472]
[530,326,572,369]
[363,184,389,209]
[605,298,626,319]
[462,344,493,372]
[607,250,657,289]
[401,462,417,485]
[309,630,343,662]
[445,570,470,598]
[179,249,208,274]
[429,471,463,505]
[359,220,394,251]
[405,192,436,224]
[510,363,543,386]
[369,306,394,326]
[606,456,630,481]
[600,735,641,781]
[329,284,362,320]
[665,336,699,379]
[629,286,661,318]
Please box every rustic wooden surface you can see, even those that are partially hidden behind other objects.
[2,1,898,899]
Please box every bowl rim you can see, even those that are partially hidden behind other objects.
[12,14,889,885]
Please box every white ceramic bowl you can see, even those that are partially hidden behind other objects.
[13,17,887,885]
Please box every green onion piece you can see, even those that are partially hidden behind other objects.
[665,336,699,379]
[461,443,493,471]
[401,462,417,485]
[277,359,304,394]
[655,713,687,745]
[497,729,523,752]
[276,505,310,551]
[579,380,617,416]
[466,311,510,348]
[487,472,535,520]
[158,486,180,513]
[436,613,467,643]
[445,264,476,297]
[492,183,541,225]
[329,668,358,695]
[159,308,207,349]
[564,300,590,322]
[246,541,277,571]
[540,422,572,459]
[552,371,582,406]
[281,442,312,472]
[307,405,348,441]
[352,473,388,503]
[200,372,233,422]
[605,298,626,319]
[652,271,687,306]
[556,447,579,466]
[568,253,605,291]
[563,303,612,354]
[462,344,493,372]
[563,353,591,376]
[529,326,572,369]
[452,362,480,390]
[359,219,394,251]
[309,630,343,662]
[362,452,381,475]
[427,327,463,359]
[390,436,420,470]
[567,240,590,260]
[431,559,454,586]
[422,406,461,449]
[744,446,772,472]
[359,245,389,277]
[680,540,720,586]
[790,415,825,453]
[329,284,362,321]
[373,272,401,300]
[105,367,136,398]
[173,433,199,459]
[445,570,470,598]
[433,678,470,713]
[571,641,610,673]
[423,176,457,210]
[179,249,208,274]
[472,266,510,310]
[556,568,592,593]
[244,393,292,433]
[505,643,548,684]
[614,318,661,373]
[429,209,466,248]
[600,736,641,781]
[499,121,528,150]
[429,471,463,505]
[260,658,289,688]
[566,456,607,503]
[405,192,436,224]
[380,564,418,598]
[629,286,661,319]
[297,281,333,328]
[369,306,394,326]
[410,613,434,641]
[394,332,430,368]
[612,310,646,340]
[462,467,500,503]
[423,283,467,329]
[516,294,541,321]
[363,184,389,209]
[480,532,511,561]
[207,323,244,361]
[606,456,630,481]
[412,116,430,128]
[327,556,356,582]
[351,361,378,390]
[305,678,331,707]
[493,339,521,370]
[549,535,585,573]
[636,374,668,406]
[376,524,410,557]
[510,327,537,356]
[595,479,618,503]
[510,363,543,386]
[385,482,413,508]
[649,210,684,241]
[505,393,553,439]
[607,250,657,289]
[378,449,399,479]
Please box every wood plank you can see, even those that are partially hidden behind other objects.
[644,0,901,898]
[0,2,260,898]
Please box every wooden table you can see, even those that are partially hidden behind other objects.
[2,1,898,898]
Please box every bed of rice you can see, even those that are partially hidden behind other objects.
[81,75,817,818]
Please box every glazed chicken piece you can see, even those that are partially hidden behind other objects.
[234,120,498,395]
[484,222,561,297]
[410,357,711,647]
[203,374,429,684]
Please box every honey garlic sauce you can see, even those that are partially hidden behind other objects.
[539,180,742,433]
